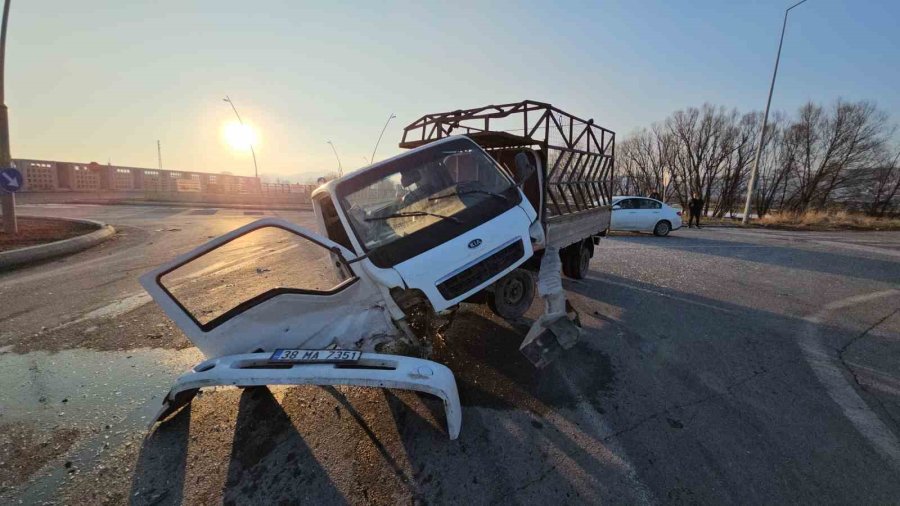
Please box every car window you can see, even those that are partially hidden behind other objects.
[617,198,635,209]
[639,199,662,209]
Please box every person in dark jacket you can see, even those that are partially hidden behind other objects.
[688,193,703,228]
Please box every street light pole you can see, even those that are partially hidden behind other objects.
[223,96,259,180]
[742,0,809,225]
[0,0,16,234]
[370,113,396,164]
[326,140,343,177]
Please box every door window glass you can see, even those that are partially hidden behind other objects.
[159,226,352,326]
[618,198,636,209]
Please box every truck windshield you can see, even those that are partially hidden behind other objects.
[337,137,519,266]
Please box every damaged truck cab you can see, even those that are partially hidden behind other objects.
[310,135,539,328]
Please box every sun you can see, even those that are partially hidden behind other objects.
[222,121,258,151]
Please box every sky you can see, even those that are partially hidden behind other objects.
[7,0,900,182]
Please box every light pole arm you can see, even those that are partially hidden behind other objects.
[223,96,259,180]
[370,113,396,164]
[327,141,343,177]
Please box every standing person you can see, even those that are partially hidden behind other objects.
[688,192,704,229]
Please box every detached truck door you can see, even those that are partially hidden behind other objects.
[140,217,397,360]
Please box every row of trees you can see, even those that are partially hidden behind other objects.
[616,100,899,217]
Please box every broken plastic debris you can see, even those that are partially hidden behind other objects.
[520,245,582,368]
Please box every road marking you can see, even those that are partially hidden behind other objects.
[48,292,153,332]
[584,275,738,315]
[799,289,900,470]
[603,244,766,250]
[810,240,900,259]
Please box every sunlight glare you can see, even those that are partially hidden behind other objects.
[222,121,258,151]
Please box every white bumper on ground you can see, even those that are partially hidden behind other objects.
[152,352,462,439]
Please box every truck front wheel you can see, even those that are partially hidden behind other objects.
[487,268,535,320]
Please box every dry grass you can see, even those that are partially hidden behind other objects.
[756,210,900,231]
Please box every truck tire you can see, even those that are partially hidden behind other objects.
[563,240,592,280]
[488,268,535,320]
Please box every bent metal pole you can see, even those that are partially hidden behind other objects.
[742,0,809,225]
[223,95,259,181]
[370,113,396,164]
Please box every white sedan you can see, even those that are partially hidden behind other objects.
[610,196,683,236]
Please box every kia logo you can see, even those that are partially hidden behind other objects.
[468,238,482,249]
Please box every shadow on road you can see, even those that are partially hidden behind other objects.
[222,387,344,504]
[609,233,900,283]
[433,307,615,414]
[129,406,191,505]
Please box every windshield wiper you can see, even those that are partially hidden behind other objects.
[429,189,509,202]
[365,211,462,224]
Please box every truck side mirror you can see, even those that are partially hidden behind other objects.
[514,152,536,185]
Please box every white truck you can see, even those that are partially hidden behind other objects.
[140,100,615,439]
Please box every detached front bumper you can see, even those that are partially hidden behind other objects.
[152,352,462,439]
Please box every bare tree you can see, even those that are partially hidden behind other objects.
[714,112,759,217]
[617,124,673,198]
[786,100,890,212]
[616,99,895,218]
[752,113,794,217]
[665,104,739,213]
[865,148,900,217]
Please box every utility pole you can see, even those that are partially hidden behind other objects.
[742,0,809,225]
[0,0,15,234]
[326,140,343,177]
[157,140,162,170]
[370,113,396,164]
[223,96,259,180]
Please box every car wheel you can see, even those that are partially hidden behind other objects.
[488,268,535,320]
[653,220,671,237]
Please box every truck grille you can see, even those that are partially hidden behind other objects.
[436,240,525,300]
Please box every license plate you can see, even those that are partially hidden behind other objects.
[269,349,361,364]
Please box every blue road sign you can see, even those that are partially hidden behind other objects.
[0,168,22,193]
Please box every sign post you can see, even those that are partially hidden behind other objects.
[0,0,14,234]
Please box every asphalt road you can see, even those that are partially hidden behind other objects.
[1,204,899,505]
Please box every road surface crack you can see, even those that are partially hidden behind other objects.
[836,307,900,429]
[601,358,798,442]
[492,464,558,504]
